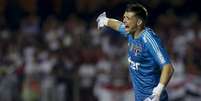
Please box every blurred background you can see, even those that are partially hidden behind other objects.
[0,0,201,101]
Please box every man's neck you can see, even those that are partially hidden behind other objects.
[133,27,144,38]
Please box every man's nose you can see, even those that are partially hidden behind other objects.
[123,19,127,23]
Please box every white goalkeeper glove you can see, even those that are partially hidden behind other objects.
[144,94,159,101]
[96,12,109,29]
[144,83,165,101]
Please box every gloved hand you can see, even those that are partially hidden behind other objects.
[96,12,109,29]
[144,83,164,101]
[144,94,159,101]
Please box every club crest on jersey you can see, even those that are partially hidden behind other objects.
[134,46,142,56]
[129,43,142,56]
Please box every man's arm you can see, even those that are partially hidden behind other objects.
[107,19,122,31]
[144,34,174,101]
[152,64,174,96]
[144,64,174,101]
[160,64,174,86]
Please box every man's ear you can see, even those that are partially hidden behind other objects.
[137,19,142,26]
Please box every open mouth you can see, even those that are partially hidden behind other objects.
[125,25,129,31]
[125,25,129,28]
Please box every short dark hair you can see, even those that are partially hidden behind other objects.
[126,3,148,22]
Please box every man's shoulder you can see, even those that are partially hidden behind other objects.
[144,27,160,37]
[144,27,157,36]
[142,27,159,43]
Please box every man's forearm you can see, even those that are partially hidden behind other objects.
[107,19,122,31]
[159,64,174,86]
[152,64,174,96]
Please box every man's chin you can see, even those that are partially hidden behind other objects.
[125,29,130,33]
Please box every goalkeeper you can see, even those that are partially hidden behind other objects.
[96,3,174,101]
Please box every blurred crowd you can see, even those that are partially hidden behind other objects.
[0,0,201,101]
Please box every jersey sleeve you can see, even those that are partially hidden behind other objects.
[118,23,129,37]
[144,33,171,69]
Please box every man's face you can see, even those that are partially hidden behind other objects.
[123,11,138,33]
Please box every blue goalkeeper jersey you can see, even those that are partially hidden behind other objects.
[118,24,170,101]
